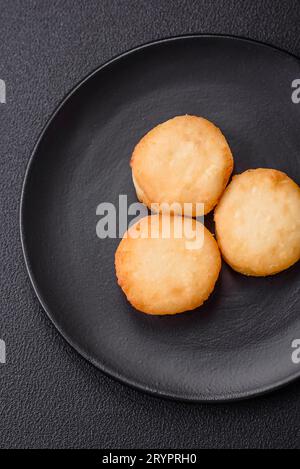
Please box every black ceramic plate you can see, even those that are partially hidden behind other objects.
[21,36,300,402]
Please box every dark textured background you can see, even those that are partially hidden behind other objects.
[0,0,300,449]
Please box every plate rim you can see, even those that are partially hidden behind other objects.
[20,33,300,403]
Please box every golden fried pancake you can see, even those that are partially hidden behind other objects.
[215,168,300,276]
[115,215,221,315]
[131,115,233,216]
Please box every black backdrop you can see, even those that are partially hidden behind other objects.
[0,0,300,449]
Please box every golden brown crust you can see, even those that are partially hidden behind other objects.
[214,168,300,276]
[131,115,234,216]
[115,215,221,315]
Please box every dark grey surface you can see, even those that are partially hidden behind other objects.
[1,0,300,449]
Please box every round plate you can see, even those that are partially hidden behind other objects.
[21,35,300,402]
